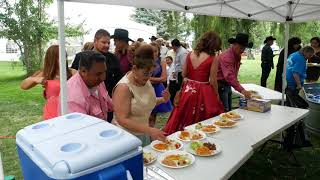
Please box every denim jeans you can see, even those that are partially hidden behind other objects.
[218,81,232,112]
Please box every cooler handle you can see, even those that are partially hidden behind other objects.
[126,170,133,180]
[98,164,127,180]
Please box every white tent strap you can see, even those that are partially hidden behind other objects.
[290,0,300,17]
[164,0,184,9]
[188,0,240,10]
[294,8,320,19]
[299,3,320,7]
[224,3,248,17]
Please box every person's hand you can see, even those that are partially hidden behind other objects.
[161,88,170,103]
[32,76,44,84]
[148,127,166,141]
[241,89,252,99]
[172,72,177,79]
[296,85,302,92]
[173,90,181,106]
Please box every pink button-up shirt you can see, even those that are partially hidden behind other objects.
[66,72,113,120]
[217,47,245,92]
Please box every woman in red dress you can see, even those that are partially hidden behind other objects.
[163,32,224,134]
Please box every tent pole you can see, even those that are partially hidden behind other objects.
[281,22,289,106]
[0,153,4,180]
[58,0,68,115]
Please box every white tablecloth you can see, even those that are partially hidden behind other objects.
[144,105,309,180]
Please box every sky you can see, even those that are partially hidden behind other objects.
[47,1,157,43]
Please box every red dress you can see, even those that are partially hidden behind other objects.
[163,54,224,134]
[43,80,60,120]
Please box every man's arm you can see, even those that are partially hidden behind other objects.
[293,73,302,89]
[220,57,244,93]
[292,57,306,89]
[180,49,188,69]
[220,57,251,99]
[268,47,274,68]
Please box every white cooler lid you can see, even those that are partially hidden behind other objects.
[16,113,102,148]
[17,119,142,179]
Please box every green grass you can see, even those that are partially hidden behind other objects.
[238,55,277,89]
[1,58,320,180]
[0,62,44,180]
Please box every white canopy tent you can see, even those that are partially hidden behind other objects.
[57,0,320,114]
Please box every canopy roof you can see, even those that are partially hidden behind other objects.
[65,0,320,23]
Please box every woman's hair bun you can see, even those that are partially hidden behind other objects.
[135,44,154,60]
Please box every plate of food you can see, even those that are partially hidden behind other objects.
[248,90,258,94]
[251,94,263,99]
[159,150,195,169]
[220,111,243,121]
[214,119,237,128]
[143,151,157,165]
[151,139,183,152]
[176,130,206,142]
[190,123,220,134]
[187,141,222,156]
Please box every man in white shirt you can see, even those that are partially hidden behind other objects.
[171,39,188,88]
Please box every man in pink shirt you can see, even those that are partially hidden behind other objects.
[217,33,253,112]
[66,51,113,120]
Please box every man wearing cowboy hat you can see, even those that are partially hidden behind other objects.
[261,36,276,87]
[111,28,134,74]
[217,33,253,112]
[150,35,157,42]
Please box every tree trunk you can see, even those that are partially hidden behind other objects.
[23,46,30,76]
[247,49,255,60]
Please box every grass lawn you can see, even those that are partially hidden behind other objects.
[1,57,320,180]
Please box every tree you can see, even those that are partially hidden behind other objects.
[191,16,257,50]
[131,8,191,41]
[0,0,84,75]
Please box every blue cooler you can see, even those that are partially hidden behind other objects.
[16,113,143,180]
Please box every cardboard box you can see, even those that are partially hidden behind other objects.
[239,98,271,112]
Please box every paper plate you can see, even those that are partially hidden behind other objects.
[213,120,237,128]
[186,141,222,157]
[158,150,195,169]
[150,139,183,152]
[186,123,220,134]
[175,130,206,142]
[220,112,244,121]
[143,150,157,165]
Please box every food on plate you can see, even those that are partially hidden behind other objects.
[143,151,156,164]
[152,139,182,151]
[178,130,204,141]
[161,154,191,167]
[214,119,237,127]
[190,141,217,156]
[248,90,258,94]
[220,111,241,119]
[251,95,263,99]
[195,123,217,133]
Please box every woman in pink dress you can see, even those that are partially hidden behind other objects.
[20,45,76,120]
[163,32,224,134]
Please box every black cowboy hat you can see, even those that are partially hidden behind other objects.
[264,36,276,44]
[149,35,157,41]
[111,28,134,42]
[228,33,253,48]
